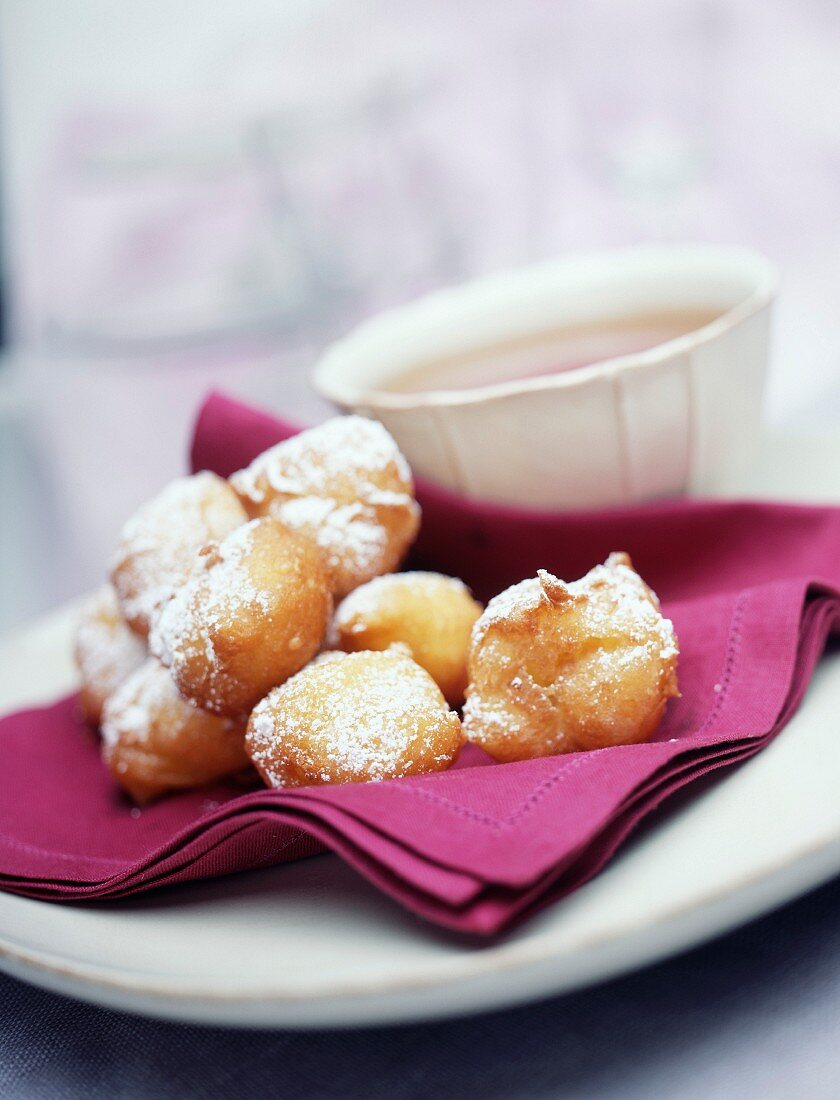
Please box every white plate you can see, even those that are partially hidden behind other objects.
[1,430,840,1029]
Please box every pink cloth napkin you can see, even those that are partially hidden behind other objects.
[1,391,839,935]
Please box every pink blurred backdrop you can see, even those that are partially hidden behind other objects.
[1,0,839,627]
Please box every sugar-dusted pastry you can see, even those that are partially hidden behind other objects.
[246,648,463,789]
[463,553,679,762]
[329,572,482,707]
[74,585,147,725]
[101,658,249,803]
[111,471,248,637]
[151,517,331,716]
[229,416,420,599]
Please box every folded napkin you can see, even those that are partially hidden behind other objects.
[2,391,839,935]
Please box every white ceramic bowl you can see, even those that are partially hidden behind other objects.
[313,245,778,508]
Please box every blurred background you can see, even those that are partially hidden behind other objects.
[1,0,840,632]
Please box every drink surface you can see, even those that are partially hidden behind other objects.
[381,308,720,394]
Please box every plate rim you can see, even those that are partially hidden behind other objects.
[1,602,840,1028]
[1,829,839,1027]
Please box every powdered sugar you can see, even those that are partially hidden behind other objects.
[248,651,460,787]
[101,658,243,792]
[461,693,525,739]
[472,556,676,661]
[471,576,546,648]
[75,586,146,698]
[464,555,679,756]
[276,496,335,527]
[232,415,413,504]
[150,520,273,688]
[111,472,246,629]
[367,488,414,507]
[229,416,419,595]
[277,498,390,577]
[101,659,175,749]
[334,571,471,630]
[566,555,676,661]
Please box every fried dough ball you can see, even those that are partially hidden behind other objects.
[246,648,464,789]
[329,572,482,707]
[110,471,248,637]
[230,416,420,599]
[74,585,147,725]
[101,659,250,803]
[150,517,332,717]
[463,553,679,762]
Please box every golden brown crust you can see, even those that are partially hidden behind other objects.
[330,572,482,707]
[101,659,250,802]
[247,648,463,788]
[463,554,679,761]
[229,416,420,599]
[74,585,147,726]
[150,517,332,716]
[111,472,248,637]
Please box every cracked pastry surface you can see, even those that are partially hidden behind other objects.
[463,553,679,761]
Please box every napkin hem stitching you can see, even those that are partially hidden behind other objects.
[395,591,747,832]
[692,592,746,738]
[398,756,591,832]
[0,595,748,872]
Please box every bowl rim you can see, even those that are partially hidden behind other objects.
[313,243,778,411]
